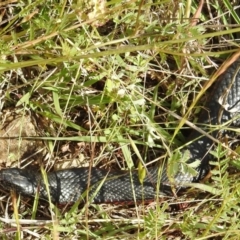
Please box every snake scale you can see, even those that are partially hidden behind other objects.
[0,60,240,205]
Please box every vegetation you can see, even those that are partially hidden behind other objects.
[0,0,240,239]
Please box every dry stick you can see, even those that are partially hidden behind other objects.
[190,0,204,27]
[171,51,240,145]
[0,0,18,7]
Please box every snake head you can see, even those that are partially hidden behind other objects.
[0,168,37,196]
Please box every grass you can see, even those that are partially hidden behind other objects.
[0,0,240,239]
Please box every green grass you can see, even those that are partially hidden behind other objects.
[1,0,240,239]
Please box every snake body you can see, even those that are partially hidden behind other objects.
[1,60,240,204]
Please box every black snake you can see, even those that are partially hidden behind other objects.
[0,60,240,205]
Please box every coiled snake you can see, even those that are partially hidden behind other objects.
[0,60,240,205]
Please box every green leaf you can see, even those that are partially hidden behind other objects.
[53,91,63,117]
[16,92,30,107]
[186,182,219,195]
[138,162,146,185]
[167,149,200,184]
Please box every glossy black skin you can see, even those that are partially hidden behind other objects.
[1,61,240,204]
